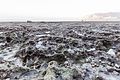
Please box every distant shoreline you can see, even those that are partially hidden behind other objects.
[0,21,120,23]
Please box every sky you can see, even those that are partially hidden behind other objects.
[0,0,120,21]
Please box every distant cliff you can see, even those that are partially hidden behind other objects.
[82,12,120,21]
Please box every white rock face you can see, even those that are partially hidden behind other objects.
[82,12,120,21]
[107,49,116,57]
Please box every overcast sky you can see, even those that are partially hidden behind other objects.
[0,0,120,21]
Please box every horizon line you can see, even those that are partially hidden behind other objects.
[0,20,120,23]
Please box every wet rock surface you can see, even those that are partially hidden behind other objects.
[0,22,120,80]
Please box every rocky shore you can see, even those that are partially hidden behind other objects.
[0,22,120,80]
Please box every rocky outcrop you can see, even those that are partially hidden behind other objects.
[0,22,120,80]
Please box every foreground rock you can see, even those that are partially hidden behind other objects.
[0,22,120,80]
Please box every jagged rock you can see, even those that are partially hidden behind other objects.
[1,22,120,80]
[95,76,105,80]
[107,49,116,57]
[28,40,36,45]
[55,37,64,43]
[50,54,67,64]
[70,40,78,47]
[44,61,58,80]
[6,36,12,43]
[72,69,83,80]
[19,70,39,79]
